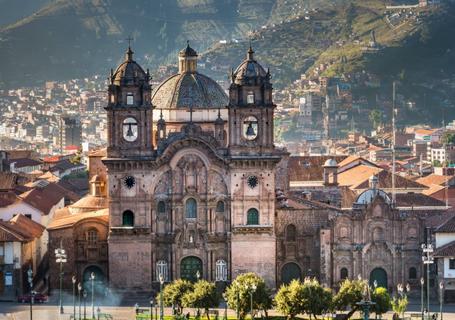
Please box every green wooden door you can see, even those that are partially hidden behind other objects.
[180,256,202,282]
[281,263,301,284]
[369,267,387,289]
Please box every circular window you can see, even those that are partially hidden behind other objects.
[247,175,258,189]
[123,176,136,189]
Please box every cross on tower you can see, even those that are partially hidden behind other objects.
[126,36,134,48]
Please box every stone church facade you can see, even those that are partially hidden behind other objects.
[103,44,282,291]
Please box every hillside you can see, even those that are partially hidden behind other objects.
[0,0,280,87]
[200,1,455,124]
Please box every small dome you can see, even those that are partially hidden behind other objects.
[356,189,391,205]
[233,46,269,84]
[323,159,338,167]
[152,72,228,110]
[179,42,198,57]
[111,47,148,86]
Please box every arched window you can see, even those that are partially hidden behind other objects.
[247,208,259,225]
[286,224,296,242]
[157,201,166,214]
[122,210,134,227]
[216,201,225,213]
[185,198,197,218]
[340,267,348,280]
[215,259,228,281]
[409,267,417,279]
[87,229,98,245]
[156,260,168,282]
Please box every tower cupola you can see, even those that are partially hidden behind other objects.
[178,41,198,74]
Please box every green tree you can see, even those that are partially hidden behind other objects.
[442,132,455,145]
[274,280,305,319]
[301,278,333,319]
[371,287,391,318]
[391,295,408,319]
[333,279,366,320]
[159,279,193,315]
[182,280,219,320]
[225,273,272,320]
[369,109,383,130]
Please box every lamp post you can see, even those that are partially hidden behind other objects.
[72,276,77,320]
[422,243,434,314]
[83,290,87,320]
[222,293,228,320]
[159,273,164,320]
[439,281,444,320]
[55,244,67,314]
[78,283,82,320]
[150,299,154,320]
[420,277,424,320]
[27,266,33,320]
[90,272,96,319]
[245,284,257,320]
[236,287,240,320]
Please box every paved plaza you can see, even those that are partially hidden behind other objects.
[2,300,455,320]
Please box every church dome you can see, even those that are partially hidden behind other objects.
[111,47,148,86]
[152,43,228,110]
[323,159,338,167]
[233,46,269,84]
[152,73,228,110]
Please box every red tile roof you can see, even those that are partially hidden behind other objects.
[434,241,455,257]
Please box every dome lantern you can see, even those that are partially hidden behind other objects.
[178,41,198,74]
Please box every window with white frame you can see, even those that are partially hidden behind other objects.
[215,259,227,281]
[156,260,169,281]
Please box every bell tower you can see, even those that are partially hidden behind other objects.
[106,45,154,158]
[227,46,282,288]
[228,45,274,155]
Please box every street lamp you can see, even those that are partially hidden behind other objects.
[83,290,87,320]
[236,285,240,320]
[27,266,33,320]
[90,272,96,319]
[72,276,77,320]
[150,299,154,320]
[77,283,82,320]
[245,284,257,320]
[420,277,424,320]
[55,243,67,314]
[159,273,164,320]
[222,293,228,320]
[439,281,444,320]
[422,243,434,314]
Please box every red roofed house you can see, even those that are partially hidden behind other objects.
[0,214,45,301]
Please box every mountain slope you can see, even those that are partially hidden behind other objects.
[0,0,277,87]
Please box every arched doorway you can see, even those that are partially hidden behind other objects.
[83,265,105,296]
[281,263,302,284]
[370,267,388,289]
[180,256,202,282]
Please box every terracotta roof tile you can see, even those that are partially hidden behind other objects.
[434,241,455,257]
[337,165,382,187]
[436,215,455,233]
[47,208,109,230]
[287,155,347,182]
[417,174,454,187]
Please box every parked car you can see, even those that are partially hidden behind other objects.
[17,291,48,303]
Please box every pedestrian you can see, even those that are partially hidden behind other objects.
[135,303,140,315]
